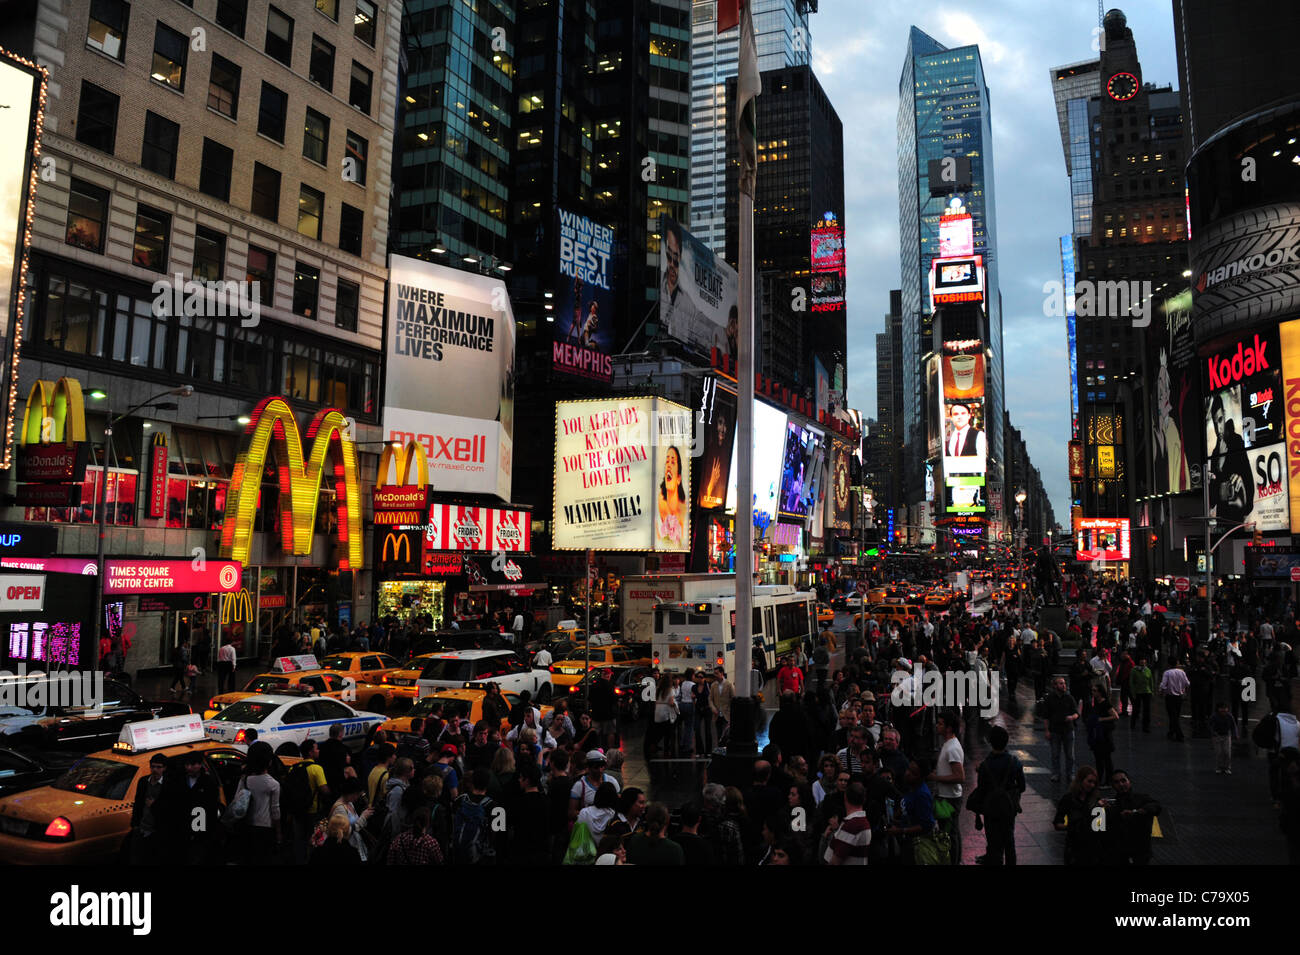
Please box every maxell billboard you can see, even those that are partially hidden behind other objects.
[383,255,515,501]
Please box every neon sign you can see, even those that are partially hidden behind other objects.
[219,396,363,570]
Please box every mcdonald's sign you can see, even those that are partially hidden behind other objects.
[221,589,255,625]
[219,396,364,571]
[148,432,169,518]
[376,529,420,571]
[16,377,90,482]
[373,440,429,511]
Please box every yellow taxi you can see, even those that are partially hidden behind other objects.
[365,653,441,709]
[854,604,924,631]
[378,687,554,736]
[549,639,653,690]
[542,626,587,644]
[0,715,285,864]
[203,655,355,719]
[318,651,405,686]
[816,603,835,624]
[925,588,954,609]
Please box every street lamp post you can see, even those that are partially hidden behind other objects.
[90,386,194,671]
[1015,490,1027,621]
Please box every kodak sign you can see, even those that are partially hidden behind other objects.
[1280,320,1300,534]
[1207,333,1271,391]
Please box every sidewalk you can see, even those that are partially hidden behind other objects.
[959,675,1289,865]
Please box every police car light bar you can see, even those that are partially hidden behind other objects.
[114,714,206,752]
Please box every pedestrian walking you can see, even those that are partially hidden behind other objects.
[1042,676,1080,783]
[1158,660,1190,741]
[1129,654,1154,732]
[968,725,1024,866]
[1209,701,1238,774]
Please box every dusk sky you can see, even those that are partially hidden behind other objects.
[806,1,1180,520]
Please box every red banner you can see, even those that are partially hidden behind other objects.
[16,483,83,507]
[148,441,168,518]
[103,559,243,595]
[17,443,90,482]
[424,503,531,552]
[423,553,463,576]
[374,510,423,525]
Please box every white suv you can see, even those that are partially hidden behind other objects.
[414,650,553,703]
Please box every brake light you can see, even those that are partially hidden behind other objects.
[210,698,219,710]
[569,685,579,693]
[234,729,248,743]
[45,817,73,840]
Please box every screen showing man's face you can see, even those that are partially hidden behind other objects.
[665,232,681,292]
[949,405,971,430]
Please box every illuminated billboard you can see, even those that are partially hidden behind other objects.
[1075,517,1131,562]
[810,221,845,272]
[553,397,692,552]
[938,340,987,481]
[810,271,844,312]
[939,212,974,257]
[929,255,985,309]
[1203,328,1288,532]
[726,400,787,525]
[554,208,615,383]
[697,377,736,511]
[384,255,515,501]
[778,422,812,520]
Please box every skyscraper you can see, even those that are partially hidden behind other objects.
[897,27,1005,538]
[725,63,845,391]
[690,0,815,254]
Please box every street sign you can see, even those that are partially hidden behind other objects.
[1174,577,1190,593]
[1290,567,1300,583]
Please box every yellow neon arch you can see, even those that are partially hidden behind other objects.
[376,439,428,488]
[219,397,364,571]
[21,377,86,446]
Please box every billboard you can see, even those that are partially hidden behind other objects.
[929,255,985,308]
[424,503,531,553]
[830,443,851,531]
[697,377,736,511]
[778,422,812,520]
[938,341,987,480]
[1075,517,1130,562]
[0,50,45,473]
[1149,288,1199,494]
[810,272,844,312]
[1281,319,1300,534]
[939,212,974,257]
[659,216,739,358]
[383,254,515,501]
[553,208,614,383]
[553,397,692,551]
[1203,328,1287,531]
[810,222,845,271]
[726,400,787,525]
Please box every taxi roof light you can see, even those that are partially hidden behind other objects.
[115,714,207,752]
[273,654,320,673]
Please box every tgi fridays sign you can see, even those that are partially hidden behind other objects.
[424,503,531,553]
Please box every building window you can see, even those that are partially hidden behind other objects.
[207,54,240,118]
[151,22,188,90]
[246,245,276,306]
[87,0,130,60]
[141,111,180,179]
[303,109,329,165]
[345,131,367,185]
[214,0,246,36]
[132,204,169,272]
[199,138,233,201]
[251,162,281,221]
[193,226,225,281]
[335,278,359,331]
[76,82,119,153]
[354,0,376,45]
[339,203,362,255]
[316,0,337,20]
[258,82,288,142]
[265,6,294,66]
[65,179,109,253]
[297,184,324,240]
[293,262,320,318]
[349,61,372,114]
[309,35,335,91]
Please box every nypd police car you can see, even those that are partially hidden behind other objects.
[202,694,383,749]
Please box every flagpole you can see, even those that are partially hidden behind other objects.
[727,0,760,759]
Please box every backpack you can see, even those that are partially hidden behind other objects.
[975,756,1020,822]
[451,794,496,864]
[282,760,316,816]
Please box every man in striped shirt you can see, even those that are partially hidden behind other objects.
[825,781,871,865]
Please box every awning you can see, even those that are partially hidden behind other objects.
[461,554,545,593]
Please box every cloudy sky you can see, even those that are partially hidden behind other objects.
[808,1,1179,519]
